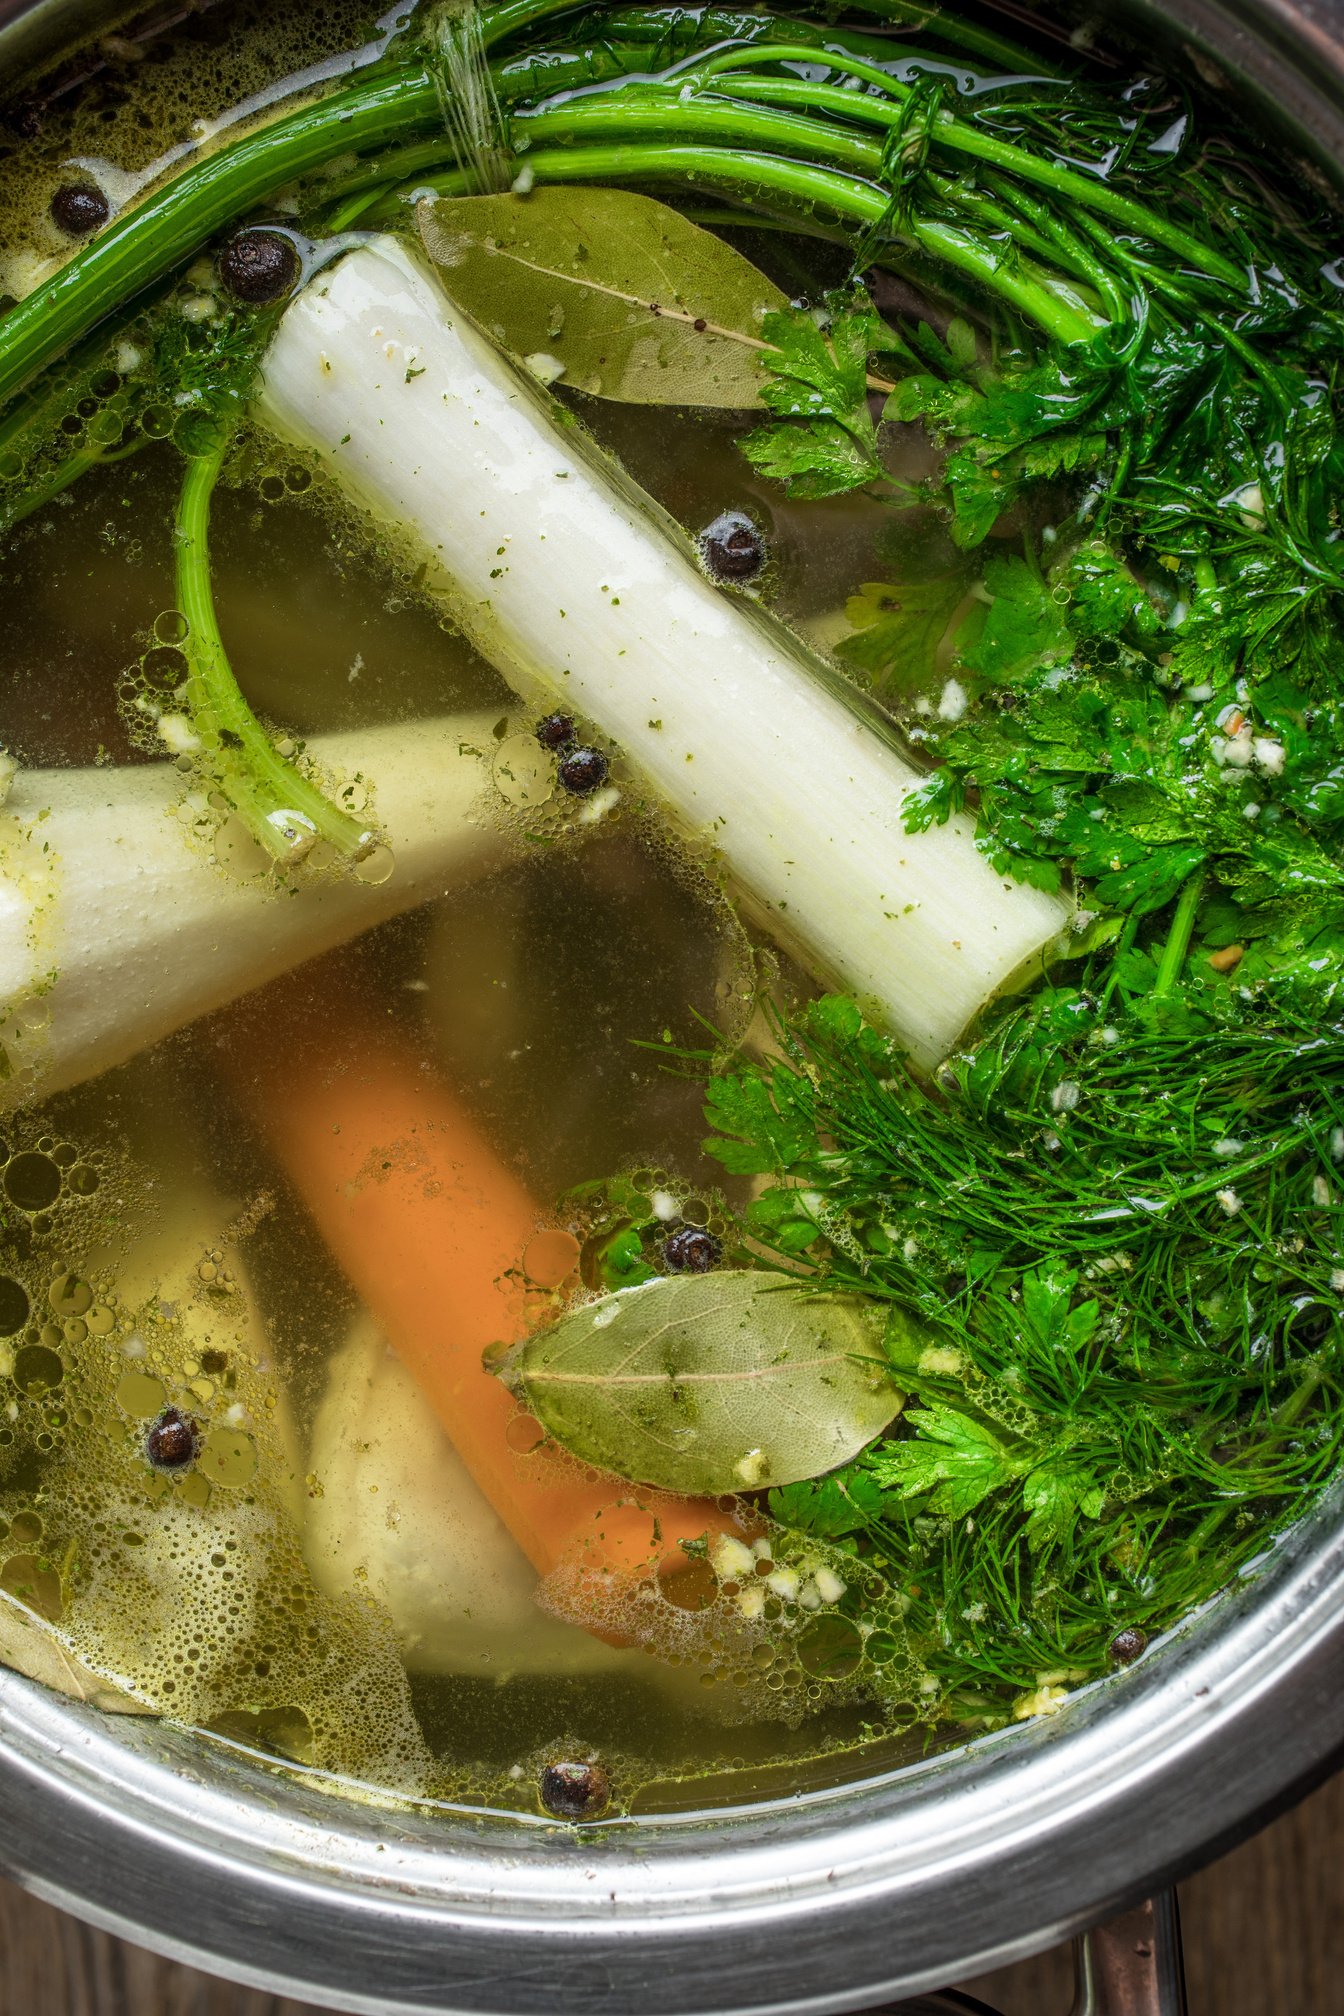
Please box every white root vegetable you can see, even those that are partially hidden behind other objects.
[258,236,1070,1069]
[306,1312,644,1679]
[0,710,513,1111]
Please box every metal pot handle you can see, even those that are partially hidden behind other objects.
[874,1889,1188,2016]
[1069,1892,1187,2016]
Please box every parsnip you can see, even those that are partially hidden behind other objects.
[258,236,1071,1070]
[306,1313,645,1678]
[0,710,513,1110]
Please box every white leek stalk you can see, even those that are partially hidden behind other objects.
[258,236,1070,1070]
[0,711,511,1110]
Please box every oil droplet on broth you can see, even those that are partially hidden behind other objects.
[116,1370,166,1418]
[0,1281,28,1335]
[199,1428,258,1488]
[522,1228,580,1287]
[13,1344,63,1395]
[5,1153,61,1212]
[491,734,554,809]
[48,1271,93,1319]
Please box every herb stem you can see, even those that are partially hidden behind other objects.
[691,65,1245,289]
[1,444,105,533]
[1099,911,1141,1007]
[1271,1363,1325,1433]
[1151,873,1206,998]
[582,0,1047,76]
[175,428,375,867]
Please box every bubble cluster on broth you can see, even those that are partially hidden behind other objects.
[0,0,1343,1822]
[0,1104,429,1786]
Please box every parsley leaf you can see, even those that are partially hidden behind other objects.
[955,554,1072,684]
[1022,1461,1106,1552]
[868,1405,1025,1519]
[742,292,901,500]
[702,1064,818,1174]
[836,570,973,694]
[768,1465,886,1538]
[888,344,1116,548]
[903,539,1344,916]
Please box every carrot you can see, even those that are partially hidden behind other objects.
[216,971,737,1600]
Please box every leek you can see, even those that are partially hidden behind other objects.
[0,712,513,1109]
[256,238,1070,1070]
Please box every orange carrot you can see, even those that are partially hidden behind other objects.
[217,974,736,1595]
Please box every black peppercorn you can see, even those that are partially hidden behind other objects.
[218,227,301,305]
[539,1758,610,1820]
[701,510,766,583]
[535,711,575,751]
[557,746,609,795]
[663,1225,722,1274]
[145,1406,200,1472]
[1108,1626,1148,1665]
[50,183,109,236]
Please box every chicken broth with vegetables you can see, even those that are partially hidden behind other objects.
[0,0,1342,1819]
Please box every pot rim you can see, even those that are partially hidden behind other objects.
[2,1,1344,2009]
[1,1476,1342,2014]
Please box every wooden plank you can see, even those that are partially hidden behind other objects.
[961,1764,1344,2014]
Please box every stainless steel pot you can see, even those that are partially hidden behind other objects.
[0,4,1342,2010]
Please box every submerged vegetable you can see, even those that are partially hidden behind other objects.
[222,998,744,1590]
[0,713,512,1106]
[256,235,1069,1070]
[306,1313,643,1677]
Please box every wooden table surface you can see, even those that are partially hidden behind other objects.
[1,1764,1338,2015]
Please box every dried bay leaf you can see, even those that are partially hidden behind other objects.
[417,188,788,408]
[498,1270,904,1494]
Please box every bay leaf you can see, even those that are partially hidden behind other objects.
[499,1270,904,1495]
[417,188,788,408]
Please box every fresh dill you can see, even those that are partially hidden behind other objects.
[700,973,1344,1712]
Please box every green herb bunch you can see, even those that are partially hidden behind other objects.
[702,974,1344,1710]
